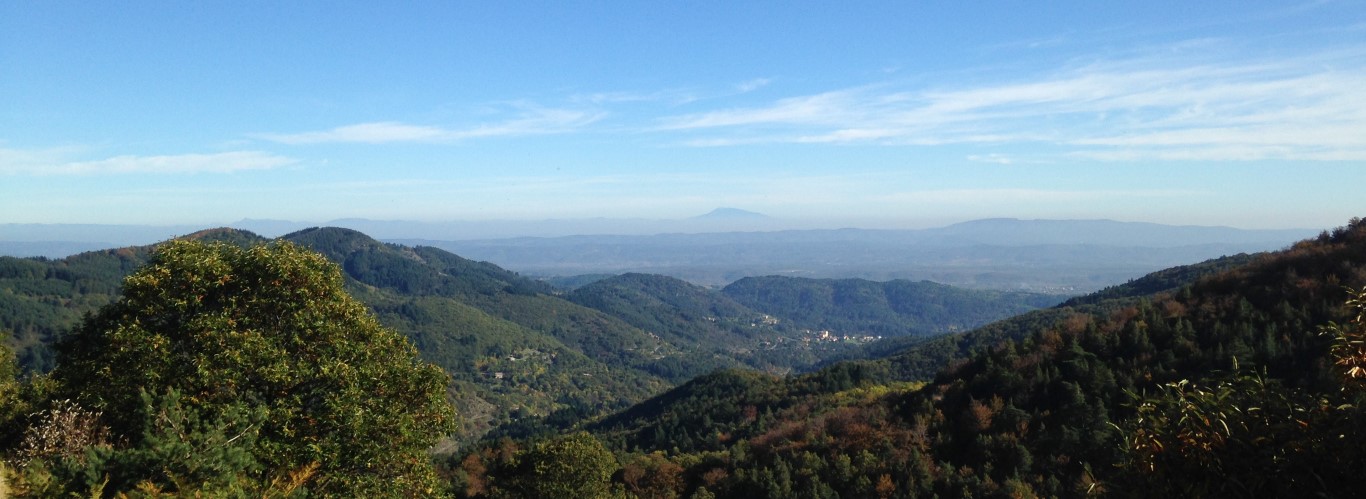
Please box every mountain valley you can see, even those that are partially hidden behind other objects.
[5,219,1366,497]
[0,226,1063,444]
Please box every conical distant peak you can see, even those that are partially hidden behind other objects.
[693,208,769,220]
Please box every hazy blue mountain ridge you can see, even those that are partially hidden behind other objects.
[403,219,1313,290]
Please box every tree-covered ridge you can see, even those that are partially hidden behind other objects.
[588,369,792,453]
[568,273,764,348]
[566,273,845,375]
[871,220,1366,497]
[1059,252,1259,307]
[6,221,1366,496]
[447,218,1366,498]
[9,226,1065,448]
[0,229,265,373]
[0,228,673,445]
[722,275,1065,338]
[283,228,672,369]
[286,227,554,298]
[823,251,1269,385]
[278,228,689,441]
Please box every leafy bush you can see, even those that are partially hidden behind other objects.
[43,240,457,496]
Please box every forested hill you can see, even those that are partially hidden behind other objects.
[1058,252,1260,307]
[279,227,685,441]
[0,228,264,371]
[722,276,1064,338]
[285,227,668,373]
[285,227,557,297]
[0,228,677,442]
[835,252,1267,383]
[9,221,1365,496]
[565,273,803,372]
[1,226,1068,445]
[452,218,1366,498]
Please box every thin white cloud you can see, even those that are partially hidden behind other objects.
[659,88,873,130]
[656,45,1366,162]
[263,122,447,144]
[571,89,698,105]
[257,106,604,145]
[735,78,772,93]
[982,34,1071,52]
[574,92,659,104]
[0,149,296,175]
[967,154,1016,165]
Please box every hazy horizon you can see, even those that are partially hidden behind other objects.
[1,211,1333,237]
[1,216,1321,292]
[3,2,1364,229]
[0,214,1326,262]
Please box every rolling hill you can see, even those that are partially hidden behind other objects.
[9,219,1364,497]
[721,276,1064,338]
[2,226,1066,445]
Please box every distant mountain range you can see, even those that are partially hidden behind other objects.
[400,219,1317,292]
[1,217,1317,292]
[0,209,783,256]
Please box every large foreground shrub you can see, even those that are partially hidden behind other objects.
[44,240,456,496]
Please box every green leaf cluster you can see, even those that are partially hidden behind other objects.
[44,240,456,496]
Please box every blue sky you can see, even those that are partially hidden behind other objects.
[2,1,1364,230]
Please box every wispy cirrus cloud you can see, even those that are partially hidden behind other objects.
[256,105,604,145]
[657,45,1366,161]
[262,122,448,144]
[0,148,296,175]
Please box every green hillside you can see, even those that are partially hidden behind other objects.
[0,229,259,372]
[6,227,1071,448]
[0,228,675,444]
[453,218,1366,498]
[568,273,764,349]
[722,275,1065,337]
[265,228,683,440]
[809,252,1270,384]
[9,220,1366,496]
[567,273,844,375]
